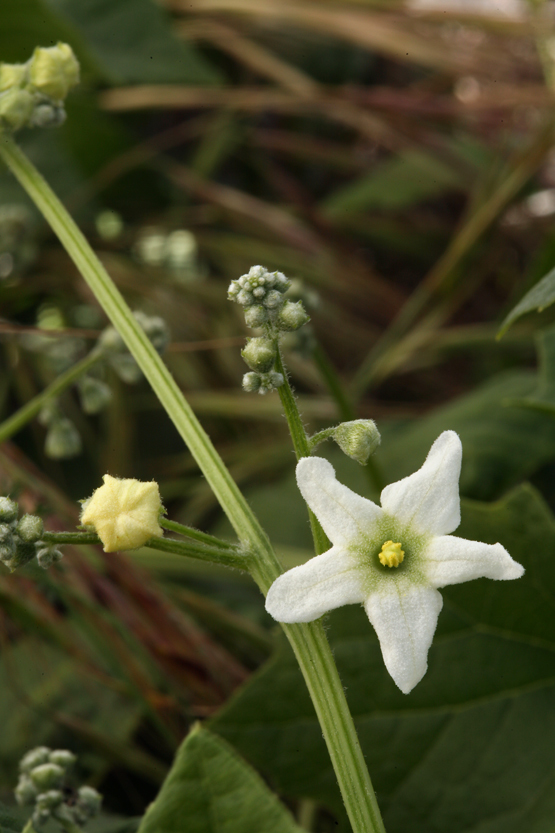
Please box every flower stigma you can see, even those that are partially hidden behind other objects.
[379,540,404,568]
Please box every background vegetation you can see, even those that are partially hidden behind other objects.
[2,1,555,831]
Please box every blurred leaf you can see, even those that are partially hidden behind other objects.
[137,724,303,833]
[508,323,555,415]
[499,267,555,337]
[0,0,93,67]
[0,804,21,833]
[212,484,555,832]
[44,0,222,84]
[320,150,462,219]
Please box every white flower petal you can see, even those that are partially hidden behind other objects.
[296,457,383,546]
[265,546,365,623]
[424,535,525,588]
[380,431,462,536]
[364,582,443,694]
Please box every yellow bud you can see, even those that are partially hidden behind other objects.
[0,87,34,131]
[81,475,163,552]
[379,540,404,568]
[0,63,27,92]
[28,43,80,100]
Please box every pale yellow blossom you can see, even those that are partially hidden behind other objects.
[81,475,163,552]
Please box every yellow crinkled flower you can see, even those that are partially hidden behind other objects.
[81,475,163,552]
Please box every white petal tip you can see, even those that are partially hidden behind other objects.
[296,455,334,484]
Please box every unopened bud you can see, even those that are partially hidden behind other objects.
[242,372,261,393]
[15,775,37,806]
[45,418,82,459]
[29,100,66,128]
[333,419,380,465]
[36,545,64,569]
[76,786,102,820]
[277,300,310,332]
[244,305,268,328]
[0,63,27,92]
[20,747,51,773]
[48,750,76,769]
[0,497,18,524]
[80,475,163,552]
[0,87,34,130]
[241,337,276,372]
[35,789,64,811]
[16,514,43,543]
[78,376,112,414]
[29,763,64,791]
[257,371,284,394]
[28,43,79,101]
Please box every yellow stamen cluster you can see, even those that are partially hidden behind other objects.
[379,540,405,568]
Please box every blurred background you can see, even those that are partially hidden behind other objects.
[2,0,555,829]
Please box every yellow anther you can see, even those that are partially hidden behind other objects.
[379,540,405,568]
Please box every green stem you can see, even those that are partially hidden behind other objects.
[0,133,385,833]
[160,518,234,549]
[0,348,102,444]
[275,348,329,555]
[21,820,37,833]
[57,819,84,833]
[145,536,248,570]
[42,531,101,545]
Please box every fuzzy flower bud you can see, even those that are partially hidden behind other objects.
[242,372,261,393]
[0,497,18,524]
[0,63,27,92]
[0,87,34,130]
[44,417,82,459]
[75,786,102,822]
[29,763,64,792]
[241,337,276,373]
[35,789,63,811]
[16,514,43,543]
[277,300,310,332]
[244,305,268,328]
[333,419,381,465]
[228,266,291,312]
[20,747,51,773]
[258,371,284,394]
[48,750,76,769]
[36,545,64,570]
[15,775,37,806]
[78,376,112,415]
[28,43,79,101]
[81,475,164,552]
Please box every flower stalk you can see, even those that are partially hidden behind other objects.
[0,133,386,833]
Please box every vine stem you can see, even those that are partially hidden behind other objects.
[0,132,386,833]
[0,348,102,444]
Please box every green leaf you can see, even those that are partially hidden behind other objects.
[320,150,462,219]
[498,266,555,336]
[508,322,555,415]
[0,803,23,833]
[137,724,303,833]
[212,484,555,832]
[43,0,222,85]
[0,0,90,66]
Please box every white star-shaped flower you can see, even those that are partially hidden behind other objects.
[265,431,524,694]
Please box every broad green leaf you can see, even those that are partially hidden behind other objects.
[498,266,555,336]
[44,0,222,85]
[137,724,303,833]
[320,150,462,218]
[212,485,555,832]
[508,323,555,415]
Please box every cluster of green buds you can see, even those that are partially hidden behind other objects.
[0,497,61,571]
[39,400,82,460]
[98,310,170,384]
[309,419,381,466]
[228,266,310,394]
[0,43,79,133]
[15,746,101,829]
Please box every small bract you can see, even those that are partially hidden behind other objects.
[265,431,524,694]
[81,475,163,552]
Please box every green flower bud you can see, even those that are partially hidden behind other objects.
[0,87,34,130]
[16,514,43,543]
[36,789,63,811]
[48,750,76,769]
[29,763,64,791]
[28,43,79,101]
[0,63,27,92]
[15,775,38,806]
[244,305,268,328]
[6,537,36,571]
[0,497,18,524]
[76,786,102,820]
[36,545,64,569]
[263,289,283,310]
[277,300,310,332]
[333,419,381,465]
[20,747,51,773]
[241,337,276,372]
[242,372,261,393]
[29,100,66,128]
[45,417,82,459]
[257,371,284,394]
[78,376,112,414]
